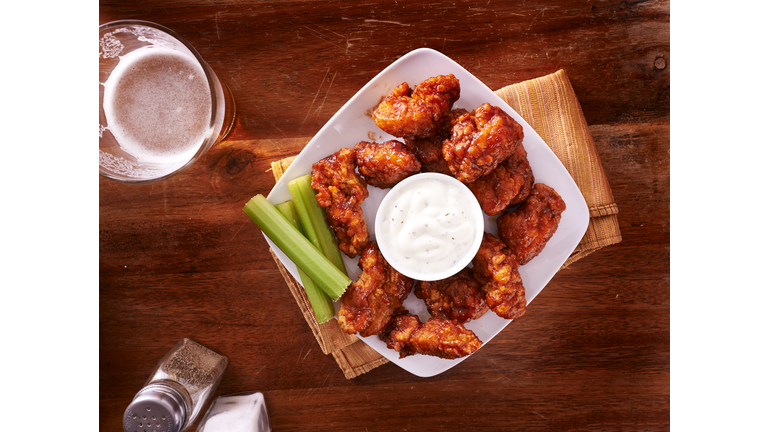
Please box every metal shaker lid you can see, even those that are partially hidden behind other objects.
[124,383,187,432]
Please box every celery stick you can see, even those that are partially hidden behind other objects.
[243,195,350,300]
[274,201,335,323]
[288,174,347,275]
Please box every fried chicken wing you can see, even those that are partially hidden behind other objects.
[311,148,368,206]
[483,280,526,320]
[379,311,420,356]
[414,267,489,323]
[311,148,370,257]
[353,140,421,189]
[323,199,369,258]
[442,103,524,183]
[337,241,414,337]
[497,183,566,265]
[471,233,516,285]
[379,310,482,359]
[471,232,526,320]
[467,140,535,215]
[403,108,468,176]
[372,74,461,139]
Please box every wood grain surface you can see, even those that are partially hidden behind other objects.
[99,1,670,430]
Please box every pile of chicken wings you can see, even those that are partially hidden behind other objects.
[310,74,566,359]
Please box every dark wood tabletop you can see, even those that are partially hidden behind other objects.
[99,1,670,430]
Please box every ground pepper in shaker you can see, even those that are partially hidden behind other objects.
[123,338,229,432]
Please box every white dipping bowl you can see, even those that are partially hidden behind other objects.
[374,172,485,281]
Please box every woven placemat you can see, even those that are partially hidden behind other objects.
[269,69,621,379]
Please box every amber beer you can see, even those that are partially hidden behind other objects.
[99,21,234,183]
[103,47,213,166]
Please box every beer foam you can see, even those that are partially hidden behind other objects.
[102,47,212,165]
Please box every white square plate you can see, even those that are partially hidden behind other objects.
[266,48,589,377]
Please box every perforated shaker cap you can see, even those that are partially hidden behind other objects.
[123,384,187,432]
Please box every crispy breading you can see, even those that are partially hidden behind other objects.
[337,242,413,337]
[497,183,566,265]
[471,232,527,320]
[483,280,527,321]
[471,233,516,285]
[310,148,368,206]
[379,310,482,359]
[403,108,467,176]
[442,103,524,183]
[414,267,489,323]
[353,140,421,189]
[372,74,461,139]
[323,199,369,258]
[311,148,370,257]
[467,140,534,215]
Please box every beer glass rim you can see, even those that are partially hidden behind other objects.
[99,20,223,184]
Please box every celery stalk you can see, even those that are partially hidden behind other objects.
[288,174,347,275]
[243,194,350,300]
[274,201,335,323]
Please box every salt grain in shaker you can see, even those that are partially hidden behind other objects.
[196,392,272,432]
[123,338,229,432]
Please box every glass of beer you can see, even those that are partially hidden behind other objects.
[99,20,236,184]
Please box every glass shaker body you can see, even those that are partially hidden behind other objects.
[196,391,272,432]
[124,338,229,432]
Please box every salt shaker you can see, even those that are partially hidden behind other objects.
[196,392,272,432]
[123,338,229,432]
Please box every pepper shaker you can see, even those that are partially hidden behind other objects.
[123,338,229,432]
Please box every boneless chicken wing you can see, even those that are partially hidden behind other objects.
[403,108,468,176]
[353,140,421,189]
[310,148,368,206]
[337,241,413,337]
[442,103,524,183]
[323,199,369,259]
[311,148,369,257]
[497,183,566,265]
[379,310,482,359]
[372,74,461,139]
[471,232,527,320]
[414,267,489,324]
[467,139,534,215]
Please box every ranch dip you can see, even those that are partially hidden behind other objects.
[375,173,483,280]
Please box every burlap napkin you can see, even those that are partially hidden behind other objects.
[269,69,621,379]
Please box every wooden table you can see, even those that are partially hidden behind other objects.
[100,1,670,430]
